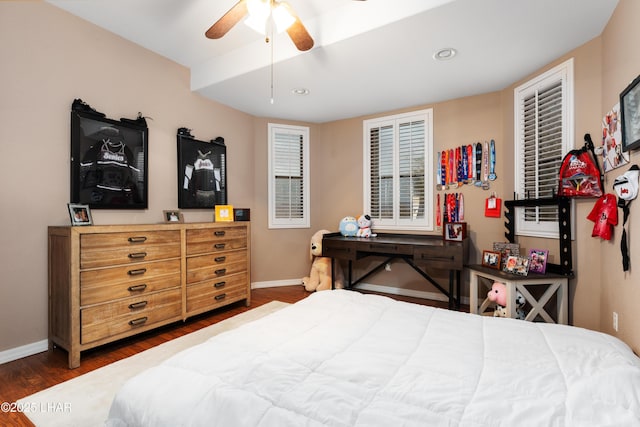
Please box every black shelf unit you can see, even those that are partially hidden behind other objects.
[504,197,574,277]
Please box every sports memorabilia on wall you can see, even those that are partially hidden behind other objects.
[70,99,148,209]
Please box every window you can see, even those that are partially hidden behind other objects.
[364,109,433,231]
[514,58,574,238]
[268,123,309,229]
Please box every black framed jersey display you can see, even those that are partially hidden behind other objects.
[177,129,227,209]
[70,100,148,209]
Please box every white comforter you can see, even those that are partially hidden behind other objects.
[106,290,640,426]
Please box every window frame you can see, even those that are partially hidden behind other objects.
[363,109,434,231]
[268,123,310,229]
[513,58,574,238]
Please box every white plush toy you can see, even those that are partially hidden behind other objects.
[302,229,345,292]
[356,214,377,238]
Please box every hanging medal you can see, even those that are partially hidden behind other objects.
[474,142,483,186]
[458,193,464,221]
[482,140,490,190]
[489,139,497,181]
[467,145,473,184]
[436,193,442,228]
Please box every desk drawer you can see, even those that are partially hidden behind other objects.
[322,239,357,259]
[414,245,463,269]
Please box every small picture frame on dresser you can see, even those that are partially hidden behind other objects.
[68,203,93,226]
[163,210,184,223]
[443,222,466,241]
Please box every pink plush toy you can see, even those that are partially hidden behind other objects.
[487,282,507,306]
[487,281,527,319]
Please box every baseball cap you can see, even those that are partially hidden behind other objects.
[613,165,639,201]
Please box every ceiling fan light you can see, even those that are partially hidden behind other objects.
[245,15,267,34]
[272,4,295,33]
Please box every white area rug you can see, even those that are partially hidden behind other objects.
[18,301,289,427]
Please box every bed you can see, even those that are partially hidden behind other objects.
[106,290,640,426]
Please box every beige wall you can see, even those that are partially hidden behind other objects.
[599,0,640,352]
[1,0,639,357]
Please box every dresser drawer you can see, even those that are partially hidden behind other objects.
[81,231,181,269]
[186,273,248,314]
[80,288,181,344]
[186,227,247,256]
[186,251,247,284]
[80,259,181,306]
[413,245,464,270]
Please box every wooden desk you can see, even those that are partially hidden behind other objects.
[322,233,469,308]
[467,264,569,324]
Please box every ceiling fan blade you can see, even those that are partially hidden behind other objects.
[205,0,248,39]
[282,4,314,51]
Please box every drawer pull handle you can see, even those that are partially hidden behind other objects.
[128,317,148,326]
[128,268,147,276]
[128,284,147,292]
[214,281,226,288]
[215,293,226,301]
[215,256,226,263]
[128,252,147,259]
[214,243,226,249]
[128,301,148,310]
[128,236,147,243]
[215,268,227,276]
[214,231,226,236]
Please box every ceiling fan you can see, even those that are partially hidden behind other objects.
[205,0,367,52]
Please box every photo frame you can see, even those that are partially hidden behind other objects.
[68,203,93,226]
[482,250,502,269]
[443,222,467,241]
[528,249,549,274]
[214,205,234,222]
[70,103,148,209]
[503,255,530,276]
[163,210,183,223]
[620,74,640,152]
[177,132,227,209]
[493,242,520,269]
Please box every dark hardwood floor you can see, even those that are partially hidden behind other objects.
[0,286,453,426]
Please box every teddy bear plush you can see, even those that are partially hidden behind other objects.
[302,229,345,292]
[487,281,526,319]
[356,214,377,238]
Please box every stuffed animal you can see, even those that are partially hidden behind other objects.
[487,281,526,319]
[339,216,359,237]
[356,214,377,238]
[302,229,345,292]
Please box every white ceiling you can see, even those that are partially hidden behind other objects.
[46,0,618,123]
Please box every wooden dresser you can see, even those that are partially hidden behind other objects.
[48,222,250,368]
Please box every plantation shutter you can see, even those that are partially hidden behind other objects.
[369,124,394,219]
[365,109,432,230]
[398,119,425,220]
[520,81,563,223]
[269,124,309,228]
[514,58,573,238]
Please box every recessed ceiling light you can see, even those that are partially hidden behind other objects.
[292,88,310,96]
[433,48,457,61]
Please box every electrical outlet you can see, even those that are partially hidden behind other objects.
[613,312,619,332]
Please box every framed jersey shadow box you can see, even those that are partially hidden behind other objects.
[70,102,148,209]
[177,130,227,209]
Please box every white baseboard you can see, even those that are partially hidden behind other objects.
[251,279,302,289]
[0,339,48,365]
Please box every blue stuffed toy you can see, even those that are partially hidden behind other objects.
[339,216,359,237]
